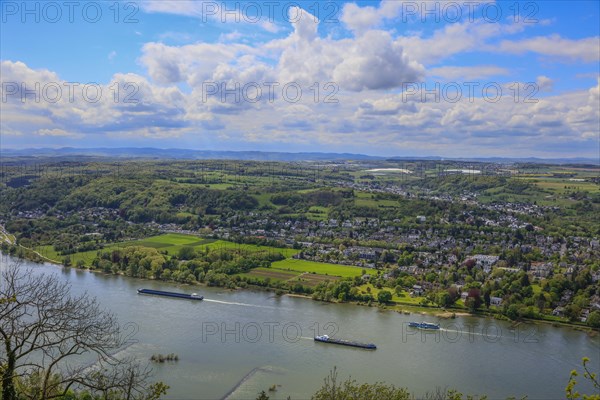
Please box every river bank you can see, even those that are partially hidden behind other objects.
[2,240,596,334]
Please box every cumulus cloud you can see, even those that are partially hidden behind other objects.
[340,3,383,34]
[340,0,495,35]
[332,31,424,91]
[140,7,424,92]
[1,60,190,140]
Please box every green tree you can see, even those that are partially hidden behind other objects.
[178,246,196,260]
[506,304,520,320]
[312,367,410,400]
[377,290,393,304]
[436,291,456,308]
[587,311,600,328]
[465,288,482,312]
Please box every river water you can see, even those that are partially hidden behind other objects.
[1,254,598,399]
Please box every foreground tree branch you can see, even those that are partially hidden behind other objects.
[0,262,167,399]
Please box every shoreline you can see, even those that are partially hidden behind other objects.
[2,248,596,334]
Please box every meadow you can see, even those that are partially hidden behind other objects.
[270,259,375,278]
[37,233,298,266]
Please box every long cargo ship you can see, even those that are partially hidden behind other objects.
[408,321,440,330]
[314,334,376,350]
[137,288,204,300]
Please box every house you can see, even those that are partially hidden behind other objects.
[560,290,573,306]
[411,285,424,296]
[490,296,503,306]
[472,254,500,273]
[552,307,565,317]
[580,309,590,323]
[530,262,553,278]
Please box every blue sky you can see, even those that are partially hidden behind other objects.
[1,0,599,157]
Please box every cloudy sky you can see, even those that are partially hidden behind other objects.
[1,0,599,157]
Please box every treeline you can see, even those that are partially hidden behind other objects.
[86,245,286,288]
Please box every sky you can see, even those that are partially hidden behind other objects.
[1,0,599,158]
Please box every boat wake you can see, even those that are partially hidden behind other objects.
[203,298,292,311]
[439,328,502,338]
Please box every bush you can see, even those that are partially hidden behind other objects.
[587,310,600,328]
[377,290,393,304]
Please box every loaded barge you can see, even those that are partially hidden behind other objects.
[408,321,440,330]
[314,335,376,350]
[137,288,204,300]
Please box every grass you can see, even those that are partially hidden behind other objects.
[37,245,106,265]
[356,283,426,304]
[271,259,375,278]
[38,233,297,266]
[354,191,402,208]
[239,267,301,283]
[307,206,329,221]
[530,179,600,195]
[201,240,299,258]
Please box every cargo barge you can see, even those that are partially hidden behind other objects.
[408,321,440,330]
[137,288,203,300]
[314,335,376,350]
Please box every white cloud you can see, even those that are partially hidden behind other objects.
[332,31,424,91]
[340,3,382,34]
[536,76,554,92]
[140,7,424,92]
[37,128,82,137]
[397,19,526,65]
[141,0,282,33]
[497,35,600,62]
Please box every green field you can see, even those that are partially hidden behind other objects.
[198,240,299,259]
[37,233,297,266]
[289,273,341,287]
[357,283,426,304]
[270,259,375,278]
[354,191,402,208]
[529,179,600,194]
[239,266,342,287]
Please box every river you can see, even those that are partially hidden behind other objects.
[1,254,598,399]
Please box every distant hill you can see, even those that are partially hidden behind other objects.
[1,147,597,165]
[0,147,382,161]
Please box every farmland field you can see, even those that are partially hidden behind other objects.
[270,259,374,278]
[289,272,341,287]
[240,267,301,282]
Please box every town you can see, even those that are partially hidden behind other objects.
[1,158,599,328]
